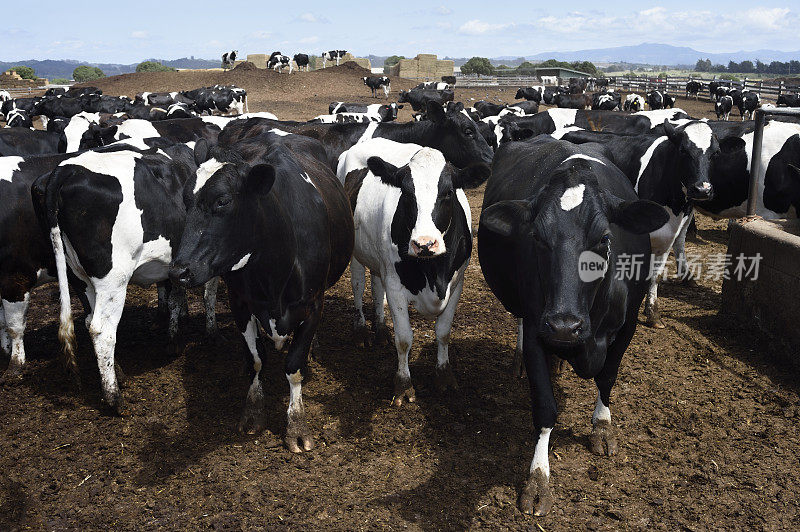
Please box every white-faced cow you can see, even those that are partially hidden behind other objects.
[363,76,391,98]
[478,138,668,516]
[169,131,354,452]
[646,90,664,110]
[338,138,489,403]
[322,50,347,67]
[624,94,646,112]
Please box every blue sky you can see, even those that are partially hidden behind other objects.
[3,1,798,62]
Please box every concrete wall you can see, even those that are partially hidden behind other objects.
[721,218,800,351]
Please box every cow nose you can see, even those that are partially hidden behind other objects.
[689,182,714,200]
[410,237,440,257]
[543,314,584,344]
[169,265,193,287]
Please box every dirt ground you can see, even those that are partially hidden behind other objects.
[2,68,800,531]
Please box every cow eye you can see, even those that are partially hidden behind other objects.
[213,196,232,212]
[464,127,475,138]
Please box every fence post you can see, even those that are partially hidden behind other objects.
[743,77,747,91]
[778,81,783,99]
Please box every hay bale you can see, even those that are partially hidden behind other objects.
[246,54,268,69]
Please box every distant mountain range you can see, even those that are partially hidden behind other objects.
[0,57,220,80]
[493,43,800,66]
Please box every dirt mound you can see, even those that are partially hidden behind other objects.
[232,61,257,71]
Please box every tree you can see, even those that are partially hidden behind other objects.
[694,58,712,72]
[73,65,105,82]
[384,55,405,67]
[460,57,494,76]
[136,61,176,73]
[9,65,36,79]
[739,60,755,73]
[727,60,740,72]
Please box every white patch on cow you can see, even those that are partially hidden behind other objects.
[231,253,251,271]
[547,108,579,129]
[564,154,606,165]
[0,156,24,181]
[115,119,159,142]
[634,136,669,192]
[268,319,289,350]
[356,121,380,144]
[194,158,229,194]
[559,183,585,211]
[269,128,290,136]
[529,427,552,477]
[63,112,100,152]
[200,115,235,128]
[331,102,344,114]
[131,236,173,286]
[634,108,687,128]
[184,141,196,150]
[592,391,611,423]
[2,294,31,368]
[112,136,150,150]
[684,122,713,152]
[550,125,584,139]
[407,148,448,256]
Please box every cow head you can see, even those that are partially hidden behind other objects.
[663,120,718,200]
[366,148,489,259]
[481,162,668,376]
[378,103,402,121]
[424,100,494,168]
[171,141,276,287]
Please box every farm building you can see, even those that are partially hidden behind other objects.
[385,54,454,80]
[532,66,592,82]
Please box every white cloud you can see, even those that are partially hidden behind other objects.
[131,30,148,39]
[436,6,452,15]
[459,19,512,35]
[296,12,328,23]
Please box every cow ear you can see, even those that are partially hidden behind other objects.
[663,119,680,144]
[367,156,402,187]
[244,164,276,195]
[480,200,531,237]
[453,163,491,190]
[194,139,210,166]
[427,100,446,123]
[720,136,745,153]
[452,101,464,112]
[608,198,670,235]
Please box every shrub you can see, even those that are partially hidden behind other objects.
[73,65,105,82]
[136,61,176,73]
[51,78,71,85]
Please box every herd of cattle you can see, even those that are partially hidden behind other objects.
[222,49,347,73]
[1,75,800,518]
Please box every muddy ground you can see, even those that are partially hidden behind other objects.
[2,69,799,531]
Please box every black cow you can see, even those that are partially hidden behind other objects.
[686,80,703,99]
[568,77,588,94]
[441,75,457,86]
[542,86,567,105]
[591,92,622,111]
[36,94,102,119]
[170,131,354,452]
[44,87,67,97]
[515,86,544,103]
[294,53,310,72]
[776,93,800,107]
[474,100,507,118]
[663,93,675,109]
[219,101,493,171]
[65,87,101,98]
[96,95,133,114]
[0,129,66,156]
[553,93,591,109]
[478,138,667,515]
[363,75,391,98]
[708,81,729,102]
[715,95,733,120]
[397,89,454,111]
[322,50,347,67]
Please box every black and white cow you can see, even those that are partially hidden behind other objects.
[567,77,588,94]
[737,91,761,120]
[2,97,40,119]
[554,93,591,109]
[294,53,310,72]
[33,143,219,413]
[169,131,354,451]
[663,93,676,109]
[78,117,223,150]
[696,120,800,220]
[515,86,544,103]
[363,76,391,98]
[560,120,719,326]
[65,87,101,98]
[310,113,379,124]
[591,92,622,111]
[96,95,134,114]
[322,50,347,67]
[328,102,402,121]
[685,81,703,100]
[499,101,540,116]
[715,85,731,102]
[542,86,567,105]
[646,90,664,110]
[182,86,247,115]
[44,87,65,97]
[478,138,668,516]
[776,93,800,107]
[623,94,646,112]
[35,94,102,119]
[397,89,454,111]
[268,52,293,73]
[474,100,507,118]
[4,109,33,128]
[715,95,733,120]
[0,128,66,156]
[166,102,197,119]
[442,75,457,86]
[415,81,450,91]
[338,138,489,402]
[222,50,238,69]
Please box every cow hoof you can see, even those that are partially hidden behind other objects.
[511,349,526,379]
[519,469,554,516]
[392,374,416,406]
[105,392,128,417]
[352,324,371,348]
[434,363,459,394]
[238,408,266,435]
[285,416,314,453]
[373,323,392,346]
[590,419,618,456]
[645,315,666,329]
[114,362,128,388]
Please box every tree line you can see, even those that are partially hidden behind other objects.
[695,58,800,75]
[5,61,175,83]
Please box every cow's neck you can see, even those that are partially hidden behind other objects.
[377,120,438,146]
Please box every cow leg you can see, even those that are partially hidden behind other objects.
[283,301,321,453]
[350,258,370,347]
[238,316,267,434]
[1,295,30,379]
[89,286,128,415]
[166,283,186,355]
[673,217,697,287]
[385,288,415,406]
[644,251,668,329]
[518,317,557,516]
[0,303,9,357]
[433,271,465,394]
[371,273,391,346]
[203,277,220,338]
[511,317,525,378]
